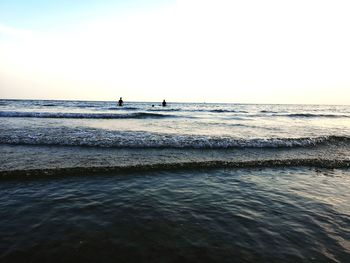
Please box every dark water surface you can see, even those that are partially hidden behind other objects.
[1,167,350,262]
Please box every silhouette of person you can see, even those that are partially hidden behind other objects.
[118,97,123,106]
[162,99,167,107]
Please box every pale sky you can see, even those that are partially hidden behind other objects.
[0,0,349,104]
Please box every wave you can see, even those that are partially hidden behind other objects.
[107,107,139,110]
[1,127,349,148]
[147,108,181,112]
[76,104,97,108]
[0,111,175,119]
[31,102,93,108]
[209,109,248,113]
[260,110,277,113]
[1,158,349,179]
[276,113,350,118]
[145,108,248,113]
[144,108,245,113]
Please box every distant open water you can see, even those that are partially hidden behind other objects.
[0,99,350,262]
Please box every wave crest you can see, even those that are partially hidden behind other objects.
[0,111,175,119]
[0,127,348,149]
[277,113,350,118]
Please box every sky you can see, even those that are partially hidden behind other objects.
[0,0,349,104]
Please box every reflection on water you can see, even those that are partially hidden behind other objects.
[1,167,350,262]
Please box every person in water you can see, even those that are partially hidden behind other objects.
[162,99,167,107]
[118,97,123,106]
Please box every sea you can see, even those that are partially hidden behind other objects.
[0,99,350,262]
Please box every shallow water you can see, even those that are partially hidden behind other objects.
[1,100,350,173]
[1,100,350,262]
[1,168,350,262]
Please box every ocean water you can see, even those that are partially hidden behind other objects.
[0,99,350,262]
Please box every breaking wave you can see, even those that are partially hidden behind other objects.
[0,127,349,149]
[0,111,175,119]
